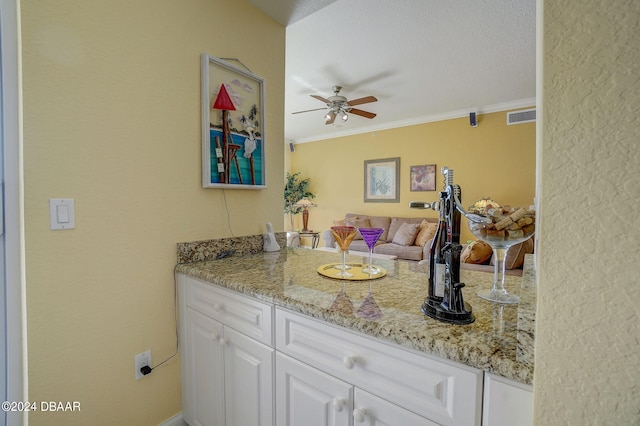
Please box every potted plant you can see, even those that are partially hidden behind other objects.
[284,172,316,231]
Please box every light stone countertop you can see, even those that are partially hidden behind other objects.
[176,246,536,385]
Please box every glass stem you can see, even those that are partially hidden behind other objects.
[492,248,508,294]
[368,248,374,270]
[341,250,347,272]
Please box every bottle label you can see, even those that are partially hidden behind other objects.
[435,263,445,298]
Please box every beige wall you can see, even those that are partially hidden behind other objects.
[21,0,284,424]
[18,0,640,424]
[535,0,639,423]
[288,109,536,243]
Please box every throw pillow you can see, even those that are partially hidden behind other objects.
[490,238,534,269]
[388,217,422,242]
[332,219,346,226]
[391,222,420,246]
[461,240,493,264]
[415,220,437,247]
[345,217,371,239]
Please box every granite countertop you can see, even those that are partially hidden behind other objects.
[176,245,536,385]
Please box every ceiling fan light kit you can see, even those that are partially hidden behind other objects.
[294,85,377,125]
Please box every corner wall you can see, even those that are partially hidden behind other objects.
[535,0,640,423]
[21,0,284,424]
[288,109,535,243]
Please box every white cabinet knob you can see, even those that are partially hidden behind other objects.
[353,408,366,423]
[213,303,223,311]
[210,333,219,341]
[342,355,356,369]
[218,337,227,346]
[332,398,345,412]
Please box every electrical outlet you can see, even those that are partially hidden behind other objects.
[135,350,152,380]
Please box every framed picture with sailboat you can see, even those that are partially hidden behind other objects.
[201,54,266,189]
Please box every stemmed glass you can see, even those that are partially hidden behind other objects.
[330,226,358,278]
[467,208,535,304]
[329,283,355,315]
[356,282,383,319]
[358,227,385,275]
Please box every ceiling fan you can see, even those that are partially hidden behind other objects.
[292,86,377,124]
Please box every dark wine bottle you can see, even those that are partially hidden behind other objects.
[428,192,447,301]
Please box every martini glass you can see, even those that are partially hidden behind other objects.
[330,226,358,278]
[467,208,535,304]
[358,227,385,274]
[329,283,355,316]
[356,282,383,319]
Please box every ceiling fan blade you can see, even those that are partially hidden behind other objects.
[292,107,327,114]
[310,94,331,104]
[347,96,377,106]
[349,108,377,119]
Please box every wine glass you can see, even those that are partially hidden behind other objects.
[329,283,355,315]
[330,226,358,278]
[467,207,535,304]
[356,282,383,319]
[358,227,385,274]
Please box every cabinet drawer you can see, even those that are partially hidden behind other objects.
[183,275,273,346]
[276,308,482,426]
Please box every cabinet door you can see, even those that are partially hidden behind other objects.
[276,352,352,426]
[183,308,225,426]
[353,389,439,426]
[223,327,274,426]
[482,373,532,426]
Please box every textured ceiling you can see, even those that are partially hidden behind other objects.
[250,0,536,144]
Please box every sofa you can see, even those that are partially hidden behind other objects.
[322,213,533,275]
[322,213,438,261]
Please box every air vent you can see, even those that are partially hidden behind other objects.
[507,108,536,125]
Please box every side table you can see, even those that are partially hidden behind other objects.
[298,231,320,249]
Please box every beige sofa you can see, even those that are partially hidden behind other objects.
[322,213,532,275]
[322,213,438,261]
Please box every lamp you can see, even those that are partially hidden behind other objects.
[294,198,317,232]
[324,110,336,124]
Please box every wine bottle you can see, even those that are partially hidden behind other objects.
[428,192,447,301]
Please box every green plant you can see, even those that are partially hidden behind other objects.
[284,172,316,230]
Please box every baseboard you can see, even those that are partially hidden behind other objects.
[158,412,187,426]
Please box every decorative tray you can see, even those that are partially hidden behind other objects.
[317,263,388,281]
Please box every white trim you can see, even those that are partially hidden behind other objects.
[291,97,537,144]
[158,412,187,426]
[1,1,27,426]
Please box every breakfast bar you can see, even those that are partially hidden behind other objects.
[176,237,536,425]
[176,244,535,384]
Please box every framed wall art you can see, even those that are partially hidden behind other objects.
[364,157,400,202]
[410,164,436,191]
[201,54,266,189]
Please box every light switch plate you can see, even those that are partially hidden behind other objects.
[50,198,75,230]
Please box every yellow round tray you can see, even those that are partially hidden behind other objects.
[317,263,387,281]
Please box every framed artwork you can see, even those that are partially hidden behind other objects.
[410,164,436,191]
[364,157,400,202]
[201,54,266,189]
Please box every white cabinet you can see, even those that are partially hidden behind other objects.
[276,352,352,426]
[179,275,274,426]
[276,352,437,426]
[182,308,225,426]
[482,373,533,426]
[178,273,526,426]
[353,388,439,426]
[276,308,482,426]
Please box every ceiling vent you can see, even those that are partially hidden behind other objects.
[507,108,536,125]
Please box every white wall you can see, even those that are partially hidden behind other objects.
[535,0,640,423]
